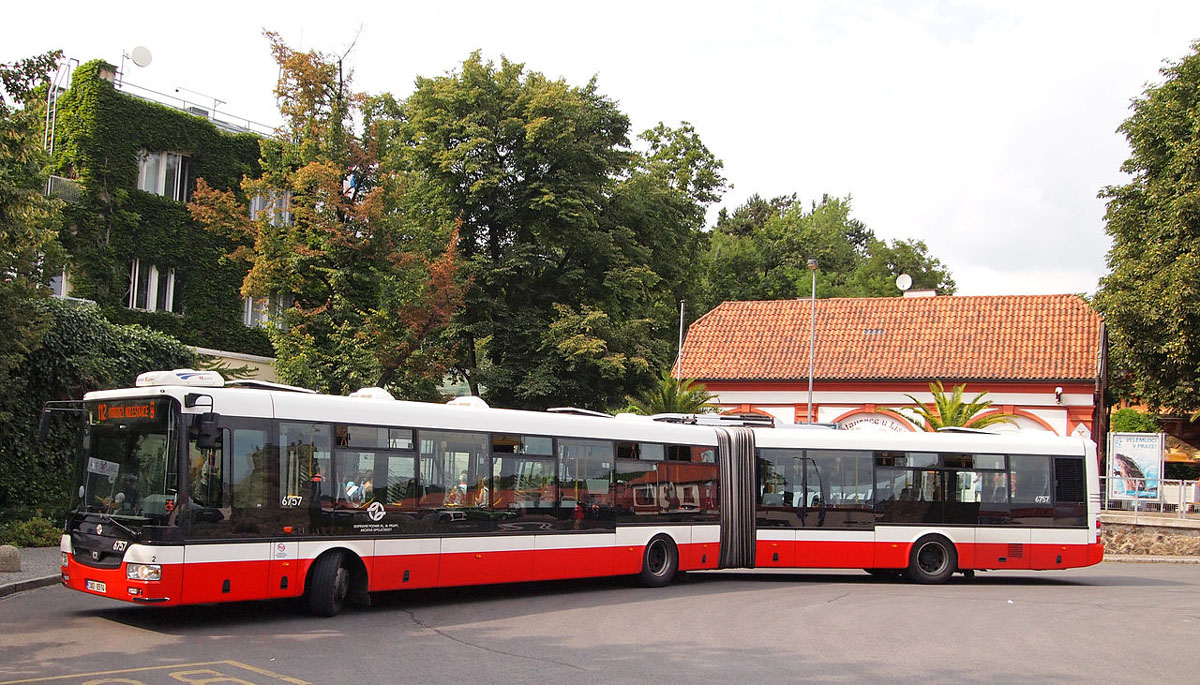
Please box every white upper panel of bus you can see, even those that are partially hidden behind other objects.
[85,385,720,446]
[750,424,1090,456]
[86,382,1091,455]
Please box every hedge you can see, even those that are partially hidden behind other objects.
[0,297,195,523]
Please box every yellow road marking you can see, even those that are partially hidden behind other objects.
[0,661,309,685]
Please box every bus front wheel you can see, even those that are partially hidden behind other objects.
[905,535,957,584]
[308,551,350,616]
[639,534,679,588]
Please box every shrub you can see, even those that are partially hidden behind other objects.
[1110,408,1160,433]
[0,517,62,547]
[0,297,195,515]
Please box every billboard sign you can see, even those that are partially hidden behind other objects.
[1107,432,1164,501]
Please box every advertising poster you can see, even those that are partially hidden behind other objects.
[1107,432,1165,501]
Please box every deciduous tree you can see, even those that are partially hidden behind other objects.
[0,51,64,384]
[701,194,954,313]
[1096,41,1200,412]
[398,55,725,409]
[191,33,462,398]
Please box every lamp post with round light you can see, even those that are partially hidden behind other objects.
[806,258,818,424]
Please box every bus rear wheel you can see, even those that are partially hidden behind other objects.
[308,551,350,616]
[639,534,679,588]
[905,535,957,584]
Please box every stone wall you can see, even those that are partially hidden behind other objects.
[1102,522,1200,556]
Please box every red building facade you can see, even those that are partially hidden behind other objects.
[678,293,1106,439]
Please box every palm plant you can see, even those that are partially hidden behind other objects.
[625,369,717,415]
[900,381,1016,431]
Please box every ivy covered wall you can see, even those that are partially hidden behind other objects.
[51,60,272,356]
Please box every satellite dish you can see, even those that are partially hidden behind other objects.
[130,46,152,68]
[896,274,913,292]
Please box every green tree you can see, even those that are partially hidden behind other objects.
[624,369,716,415]
[899,381,1016,431]
[701,194,955,313]
[398,54,725,409]
[0,51,64,384]
[1095,40,1200,413]
[1109,407,1160,433]
[191,33,463,399]
[844,237,956,296]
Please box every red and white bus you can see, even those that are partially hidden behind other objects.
[54,370,1102,615]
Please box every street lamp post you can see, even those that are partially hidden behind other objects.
[806,258,818,424]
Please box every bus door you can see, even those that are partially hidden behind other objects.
[182,420,275,604]
[717,428,756,569]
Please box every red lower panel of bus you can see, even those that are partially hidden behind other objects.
[682,541,721,570]
[793,541,876,568]
[754,540,1103,572]
[371,553,440,592]
[64,538,1105,608]
[62,558,186,606]
[181,558,273,604]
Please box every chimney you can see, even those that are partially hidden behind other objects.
[903,289,937,298]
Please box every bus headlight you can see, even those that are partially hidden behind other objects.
[61,552,68,567]
[126,563,161,581]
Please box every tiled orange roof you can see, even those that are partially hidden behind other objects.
[678,295,1103,382]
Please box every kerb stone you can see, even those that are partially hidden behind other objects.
[0,545,19,573]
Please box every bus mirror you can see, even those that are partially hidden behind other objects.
[192,412,221,449]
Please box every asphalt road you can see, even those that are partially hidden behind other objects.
[1,562,1197,683]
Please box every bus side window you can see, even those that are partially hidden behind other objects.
[1010,455,1053,504]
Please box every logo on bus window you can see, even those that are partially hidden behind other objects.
[367,501,385,522]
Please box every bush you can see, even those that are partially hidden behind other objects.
[0,517,61,547]
[0,297,195,515]
[1110,408,1160,433]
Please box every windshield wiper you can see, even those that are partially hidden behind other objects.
[91,513,142,540]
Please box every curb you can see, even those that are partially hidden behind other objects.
[1104,555,1200,564]
[0,575,60,599]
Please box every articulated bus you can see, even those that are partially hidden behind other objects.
[52,370,1103,616]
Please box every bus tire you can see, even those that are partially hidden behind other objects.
[308,551,350,617]
[639,534,679,588]
[905,535,957,584]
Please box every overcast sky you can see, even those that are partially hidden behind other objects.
[7,1,1200,296]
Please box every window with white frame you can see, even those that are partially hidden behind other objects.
[243,292,292,328]
[137,150,192,201]
[128,260,181,313]
[249,190,293,226]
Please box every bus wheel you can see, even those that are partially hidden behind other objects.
[864,568,903,580]
[905,535,957,584]
[639,534,679,588]
[308,551,350,617]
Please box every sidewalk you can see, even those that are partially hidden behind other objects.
[0,546,61,598]
[1103,553,1200,564]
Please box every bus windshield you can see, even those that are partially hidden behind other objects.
[76,397,179,525]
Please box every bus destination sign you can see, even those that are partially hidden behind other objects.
[92,399,166,424]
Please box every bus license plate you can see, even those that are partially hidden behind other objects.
[85,580,106,593]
